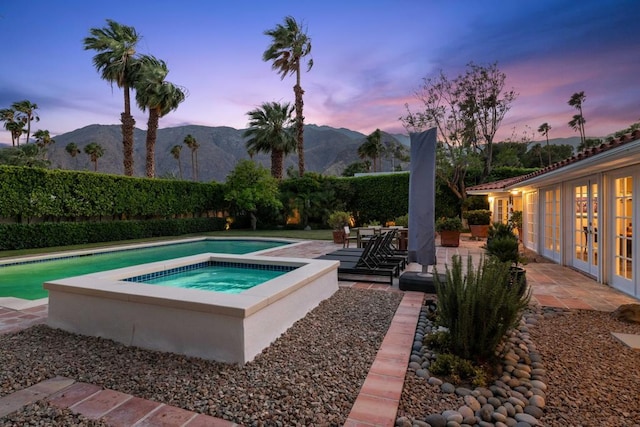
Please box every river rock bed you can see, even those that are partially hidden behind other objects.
[0,288,402,426]
[398,302,640,427]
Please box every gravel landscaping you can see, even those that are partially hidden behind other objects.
[2,286,640,426]
[0,288,402,426]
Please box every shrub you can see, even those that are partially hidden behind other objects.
[486,222,521,265]
[463,209,492,225]
[394,214,409,227]
[327,211,352,230]
[434,255,530,363]
[429,353,488,387]
[435,216,462,232]
[424,330,451,353]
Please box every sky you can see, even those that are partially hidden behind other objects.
[1,0,639,145]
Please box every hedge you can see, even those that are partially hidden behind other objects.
[0,166,224,221]
[0,217,226,250]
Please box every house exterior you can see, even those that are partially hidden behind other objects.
[467,130,640,300]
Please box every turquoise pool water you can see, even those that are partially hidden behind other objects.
[0,239,288,300]
[126,261,294,294]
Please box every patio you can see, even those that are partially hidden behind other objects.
[0,234,638,425]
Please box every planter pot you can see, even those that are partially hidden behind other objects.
[439,230,460,247]
[509,266,527,297]
[332,230,345,244]
[469,224,490,239]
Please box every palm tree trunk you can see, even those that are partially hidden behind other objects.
[121,85,136,176]
[271,149,284,180]
[294,79,305,177]
[145,109,160,178]
[177,157,182,179]
[195,150,199,181]
[191,150,196,181]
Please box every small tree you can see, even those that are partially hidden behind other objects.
[84,142,105,171]
[537,122,552,166]
[224,160,282,230]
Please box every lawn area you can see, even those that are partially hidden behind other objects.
[0,228,333,259]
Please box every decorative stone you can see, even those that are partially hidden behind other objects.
[611,303,640,323]
[416,369,430,378]
[463,395,481,411]
[428,376,443,386]
[524,405,544,418]
[441,382,456,393]
[528,395,545,408]
[424,413,447,427]
[457,405,475,419]
[442,410,463,423]
[515,412,542,425]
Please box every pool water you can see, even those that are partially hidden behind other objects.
[0,239,288,300]
[131,264,290,294]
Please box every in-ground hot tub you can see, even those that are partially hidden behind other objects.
[45,253,339,364]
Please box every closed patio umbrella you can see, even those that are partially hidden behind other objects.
[407,127,437,272]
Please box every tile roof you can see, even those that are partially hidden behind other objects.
[467,129,640,193]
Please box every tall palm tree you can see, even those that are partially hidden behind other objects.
[568,91,586,147]
[134,55,187,178]
[263,16,313,177]
[12,100,39,145]
[83,19,140,176]
[33,129,55,160]
[65,142,80,168]
[357,129,384,172]
[183,134,199,181]
[84,142,105,171]
[243,101,296,180]
[0,108,25,147]
[537,122,552,166]
[569,114,586,149]
[170,145,183,179]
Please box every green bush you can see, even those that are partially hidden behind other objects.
[434,255,530,363]
[0,218,225,250]
[423,330,451,353]
[486,222,520,265]
[435,216,462,232]
[429,353,488,387]
[394,214,409,227]
[463,209,492,225]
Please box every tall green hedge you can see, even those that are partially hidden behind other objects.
[0,166,224,221]
[0,218,225,250]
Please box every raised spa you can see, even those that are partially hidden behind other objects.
[45,253,339,364]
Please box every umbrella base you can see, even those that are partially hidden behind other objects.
[399,271,445,293]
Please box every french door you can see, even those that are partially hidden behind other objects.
[611,175,635,295]
[572,180,599,277]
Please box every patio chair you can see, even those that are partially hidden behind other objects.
[342,225,357,248]
[317,235,398,285]
[319,233,402,275]
[357,227,376,248]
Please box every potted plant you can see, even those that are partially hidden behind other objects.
[463,209,492,239]
[436,216,463,247]
[327,211,352,243]
[509,210,523,242]
[485,222,527,296]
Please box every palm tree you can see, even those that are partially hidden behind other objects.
[134,55,187,178]
[568,91,586,147]
[569,114,586,149]
[263,16,313,177]
[357,129,384,172]
[183,134,199,181]
[33,129,55,160]
[170,145,183,179]
[537,122,552,166]
[83,19,140,176]
[243,101,296,180]
[65,142,80,168]
[84,142,105,171]
[0,108,25,147]
[12,100,39,145]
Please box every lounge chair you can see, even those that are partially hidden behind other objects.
[331,231,408,269]
[317,235,399,285]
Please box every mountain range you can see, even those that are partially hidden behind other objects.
[4,124,582,182]
[41,124,410,182]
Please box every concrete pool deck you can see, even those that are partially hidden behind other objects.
[1,236,639,426]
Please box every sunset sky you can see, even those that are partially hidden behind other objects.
[1,0,638,145]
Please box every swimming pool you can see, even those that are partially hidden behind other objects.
[124,260,296,294]
[0,238,291,301]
